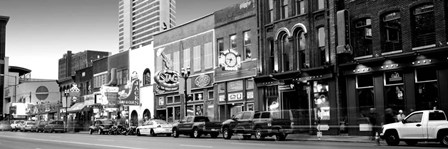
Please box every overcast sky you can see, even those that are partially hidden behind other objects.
[0,0,244,79]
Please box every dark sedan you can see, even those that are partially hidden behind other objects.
[89,119,114,135]
[44,120,65,133]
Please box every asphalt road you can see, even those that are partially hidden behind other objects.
[0,131,445,149]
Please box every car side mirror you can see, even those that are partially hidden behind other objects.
[401,120,406,124]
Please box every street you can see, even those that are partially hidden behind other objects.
[0,132,444,149]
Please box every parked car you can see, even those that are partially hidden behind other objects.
[136,119,173,136]
[44,120,65,133]
[221,110,294,141]
[20,121,36,132]
[88,119,114,135]
[31,121,48,133]
[380,110,448,146]
[10,120,23,131]
[0,121,12,131]
[172,116,221,138]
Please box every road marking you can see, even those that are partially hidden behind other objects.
[97,139,113,141]
[230,142,267,146]
[0,135,147,149]
[179,144,213,148]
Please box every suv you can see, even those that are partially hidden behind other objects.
[32,121,48,132]
[10,120,23,131]
[221,110,293,141]
[44,120,65,133]
[20,121,36,132]
[172,116,221,138]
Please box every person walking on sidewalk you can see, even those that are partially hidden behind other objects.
[396,110,406,121]
[367,108,378,140]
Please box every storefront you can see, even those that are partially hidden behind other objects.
[341,52,448,136]
[216,79,255,121]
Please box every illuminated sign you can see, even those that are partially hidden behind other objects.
[194,74,211,88]
[219,49,241,71]
[155,47,180,92]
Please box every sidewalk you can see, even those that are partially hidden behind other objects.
[77,131,375,143]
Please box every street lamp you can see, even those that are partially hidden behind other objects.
[181,67,190,118]
[64,89,69,131]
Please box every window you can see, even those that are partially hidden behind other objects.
[243,31,252,60]
[167,96,173,104]
[318,0,324,10]
[269,39,278,73]
[246,79,254,90]
[194,92,203,101]
[429,112,447,121]
[279,34,292,72]
[268,0,274,23]
[412,4,435,48]
[382,12,402,52]
[208,90,214,100]
[143,68,151,86]
[193,45,201,72]
[353,18,372,57]
[356,74,374,116]
[230,34,237,50]
[281,0,289,19]
[295,0,305,15]
[296,31,306,69]
[183,48,190,68]
[406,112,423,123]
[173,51,180,72]
[204,42,213,69]
[318,27,328,65]
[217,38,224,66]
[174,96,180,103]
[195,104,203,116]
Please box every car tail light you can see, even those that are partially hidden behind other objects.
[157,125,161,128]
[267,123,272,127]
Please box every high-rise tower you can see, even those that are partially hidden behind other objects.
[118,0,176,52]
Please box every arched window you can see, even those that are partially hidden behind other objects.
[412,4,435,48]
[143,68,151,86]
[280,34,292,71]
[381,11,402,52]
[353,18,372,57]
[295,31,306,69]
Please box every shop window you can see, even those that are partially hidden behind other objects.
[384,71,405,112]
[415,67,437,83]
[247,91,254,99]
[356,74,374,116]
[194,92,203,101]
[158,97,165,106]
[353,18,372,57]
[187,105,194,116]
[381,12,402,52]
[167,107,174,123]
[412,4,435,48]
[267,98,279,111]
[167,96,173,104]
[208,90,214,100]
[313,81,329,121]
[195,104,203,116]
[415,82,438,110]
[295,31,307,69]
[280,33,293,71]
[247,103,254,111]
[243,31,252,60]
[295,0,305,15]
[281,0,289,19]
[174,107,180,120]
[174,95,180,103]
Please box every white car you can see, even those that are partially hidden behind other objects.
[136,119,173,136]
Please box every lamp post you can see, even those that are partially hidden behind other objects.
[1,74,17,123]
[181,67,190,118]
[64,89,69,131]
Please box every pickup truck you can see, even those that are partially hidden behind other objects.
[380,110,448,146]
[221,110,293,141]
[172,116,221,138]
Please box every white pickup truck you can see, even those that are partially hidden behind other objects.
[380,110,448,146]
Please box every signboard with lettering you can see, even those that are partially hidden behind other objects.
[385,71,403,85]
[118,71,140,105]
[154,47,180,93]
[228,92,243,101]
[193,74,212,88]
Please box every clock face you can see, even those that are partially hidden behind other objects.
[225,53,237,67]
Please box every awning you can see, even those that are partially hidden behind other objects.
[67,102,87,113]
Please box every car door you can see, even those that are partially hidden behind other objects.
[177,117,189,132]
[231,112,244,132]
[238,112,254,134]
[182,117,195,131]
[398,112,425,139]
[142,121,153,134]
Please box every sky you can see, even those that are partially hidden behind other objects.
[0,0,244,80]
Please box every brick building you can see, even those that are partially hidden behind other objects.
[0,16,9,119]
[337,0,448,135]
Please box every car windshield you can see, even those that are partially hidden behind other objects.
[153,120,168,124]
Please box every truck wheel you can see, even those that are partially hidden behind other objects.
[255,128,265,140]
[193,128,201,138]
[385,132,400,146]
[172,128,179,138]
[405,141,417,146]
[440,133,448,146]
[222,128,232,140]
[150,129,157,136]
[210,132,219,138]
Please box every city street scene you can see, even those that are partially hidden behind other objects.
[1,0,448,148]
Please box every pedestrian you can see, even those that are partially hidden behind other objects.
[367,108,378,140]
[384,108,396,124]
[396,110,406,121]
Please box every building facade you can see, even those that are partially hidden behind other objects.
[256,0,340,135]
[0,16,9,119]
[214,0,258,121]
[118,0,176,51]
[153,14,215,122]
[338,0,448,135]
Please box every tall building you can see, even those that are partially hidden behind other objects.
[0,15,9,119]
[118,0,176,52]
